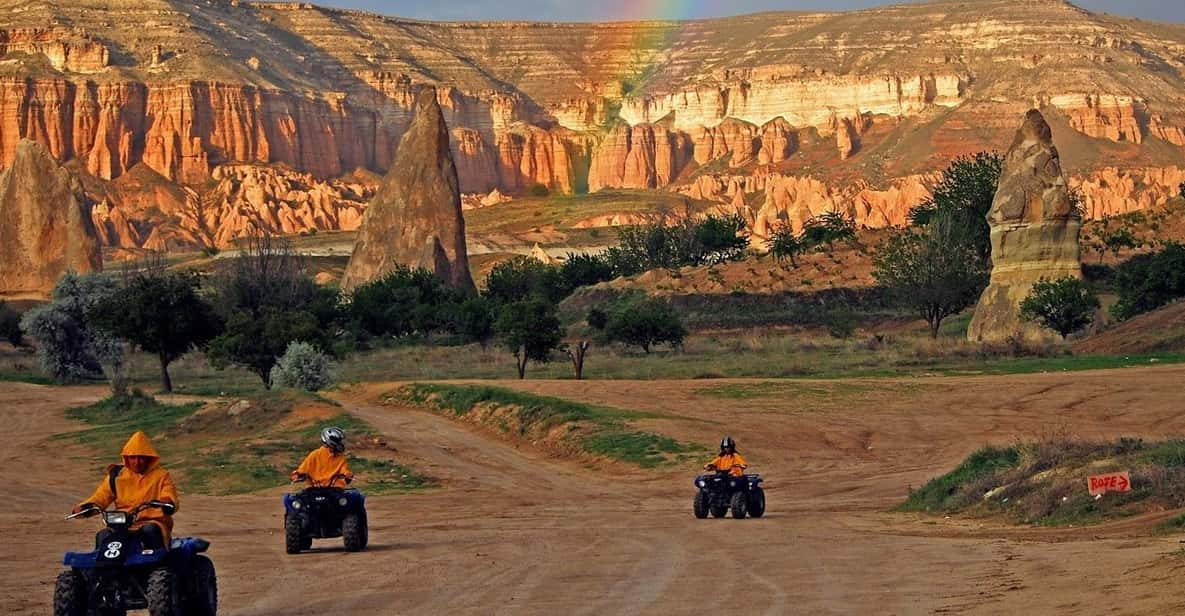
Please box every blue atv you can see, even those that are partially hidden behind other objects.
[55,502,217,616]
[693,466,766,519]
[284,473,368,554]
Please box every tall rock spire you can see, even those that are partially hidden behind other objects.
[343,87,475,292]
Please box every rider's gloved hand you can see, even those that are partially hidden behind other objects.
[344,473,355,485]
[73,503,98,516]
[290,471,305,483]
[156,500,177,515]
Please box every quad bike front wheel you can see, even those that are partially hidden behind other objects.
[748,487,766,518]
[284,513,305,555]
[182,555,218,616]
[53,569,87,616]
[146,568,181,616]
[730,491,749,519]
[342,512,367,552]
[693,490,710,519]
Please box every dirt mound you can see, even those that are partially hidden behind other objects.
[1074,301,1185,355]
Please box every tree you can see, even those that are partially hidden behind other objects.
[92,270,221,393]
[768,222,804,267]
[1019,277,1100,339]
[445,295,496,347]
[603,296,687,354]
[484,256,568,305]
[874,210,990,338]
[1102,225,1140,260]
[908,152,1003,261]
[494,298,565,379]
[694,214,750,264]
[347,266,450,338]
[799,211,857,251]
[559,253,615,290]
[207,233,342,387]
[565,340,590,380]
[0,301,22,347]
[1111,242,1185,320]
[20,272,124,386]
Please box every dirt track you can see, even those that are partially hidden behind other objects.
[6,367,1185,614]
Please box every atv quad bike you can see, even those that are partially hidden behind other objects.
[284,472,368,554]
[692,465,766,520]
[55,502,217,616]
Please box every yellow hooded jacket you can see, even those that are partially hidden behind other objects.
[705,452,748,477]
[79,431,179,541]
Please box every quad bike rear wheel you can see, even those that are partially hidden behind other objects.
[182,555,218,616]
[53,569,87,616]
[146,567,181,616]
[342,512,367,552]
[730,490,749,519]
[693,490,710,519]
[748,487,766,518]
[284,513,305,554]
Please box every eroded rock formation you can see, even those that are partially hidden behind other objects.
[343,88,474,291]
[0,139,102,296]
[967,110,1082,343]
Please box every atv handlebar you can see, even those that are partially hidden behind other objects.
[291,472,353,488]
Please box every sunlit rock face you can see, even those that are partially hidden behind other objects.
[968,110,1083,344]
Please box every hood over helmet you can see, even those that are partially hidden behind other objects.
[120,431,161,470]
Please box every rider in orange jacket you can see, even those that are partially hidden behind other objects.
[291,426,354,488]
[704,436,748,477]
[73,431,179,548]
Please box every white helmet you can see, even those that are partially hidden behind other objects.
[321,426,346,453]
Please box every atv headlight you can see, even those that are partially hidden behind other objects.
[104,511,128,525]
[338,497,349,507]
[695,479,706,488]
[291,500,302,510]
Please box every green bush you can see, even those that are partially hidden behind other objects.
[20,272,123,384]
[347,266,451,337]
[768,222,804,267]
[602,295,687,354]
[1111,242,1185,321]
[1019,277,1100,338]
[484,256,568,305]
[559,253,616,290]
[270,341,334,392]
[907,152,1003,261]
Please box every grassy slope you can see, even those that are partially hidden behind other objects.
[900,438,1185,529]
[390,384,704,468]
[59,392,434,495]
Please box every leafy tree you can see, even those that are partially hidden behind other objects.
[800,211,857,250]
[484,256,568,305]
[207,234,342,386]
[694,214,750,264]
[1101,225,1140,260]
[270,341,334,392]
[0,301,22,347]
[20,272,123,385]
[874,210,990,338]
[494,298,565,379]
[347,266,450,338]
[908,152,1003,261]
[1111,242,1185,320]
[1019,277,1100,339]
[559,252,615,290]
[768,222,804,267]
[93,270,222,393]
[602,295,687,354]
[445,295,496,347]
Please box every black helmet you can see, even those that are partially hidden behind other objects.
[321,426,346,453]
[720,436,736,453]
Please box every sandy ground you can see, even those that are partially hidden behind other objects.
[6,366,1185,615]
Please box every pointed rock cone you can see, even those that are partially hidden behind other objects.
[967,110,1083,343]
[343,87,475,292]
[0,140,103,297]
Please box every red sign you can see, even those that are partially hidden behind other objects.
[1087,471,1131,496]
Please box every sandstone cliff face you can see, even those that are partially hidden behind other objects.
[343,88,474,291]
[967,110,1082,343]
[0,139,102,296]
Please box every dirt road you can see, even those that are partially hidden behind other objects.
[5,367,1185,614]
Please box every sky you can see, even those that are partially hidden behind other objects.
[277,0,1185,23]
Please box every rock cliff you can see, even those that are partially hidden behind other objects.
[967,110,1083,343]
[0,139,102,296]
[342,88,474,291]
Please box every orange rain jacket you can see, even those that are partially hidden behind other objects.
[705,452,748,477]
[79,431,179,541]
[293,445,354,488]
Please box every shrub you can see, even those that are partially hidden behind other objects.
[602,295,687,353]
[347,266,450,337]
[270,341,333,391]
[823,305,857,339]
[768,222,804,267]
[559,253,615,290]
[445,296,496,347]
[0,301,22,346]
[693,213,749,264]
[20,272,123,385]
[1019,277,1100,339]
[1111,242,1185,320]
[484,256,568,305]
[799,211,857,250]
[529,183,551,197]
